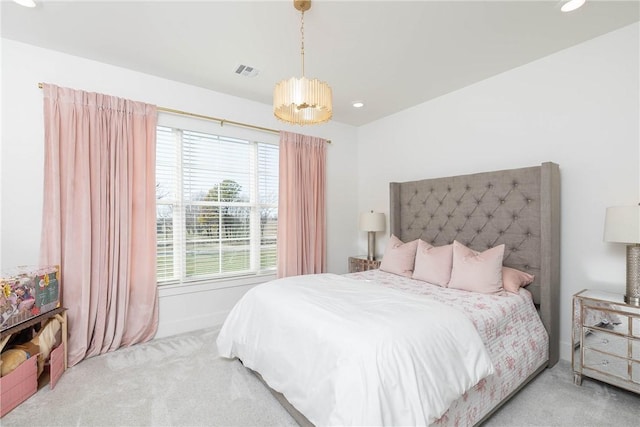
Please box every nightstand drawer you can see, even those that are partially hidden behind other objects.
[633,361,640,384]
[583,349,628,380]
[583,328,628,358]
[583,306,629,335]
[633,339,640,361]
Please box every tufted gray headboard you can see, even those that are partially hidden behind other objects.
[390,162,560,366]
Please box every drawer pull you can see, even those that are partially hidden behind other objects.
[601,359,609,366]
[601,338,609,344]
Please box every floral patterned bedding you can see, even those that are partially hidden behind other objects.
[347,269,549,427]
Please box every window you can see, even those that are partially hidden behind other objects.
[156,122,278,285]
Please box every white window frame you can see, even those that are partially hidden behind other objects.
[156,113,279,287]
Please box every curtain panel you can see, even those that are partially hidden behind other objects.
[40,84,159,367]
[276,131,327,278]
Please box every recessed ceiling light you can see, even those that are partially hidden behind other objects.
[352,101,364,108]
[12,0,36,7]
[561,0,586,13]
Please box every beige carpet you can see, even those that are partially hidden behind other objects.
[2,327,638,426]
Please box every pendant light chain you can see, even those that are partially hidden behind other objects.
[300,10,305,77]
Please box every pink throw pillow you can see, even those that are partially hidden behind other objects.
[412,240,453,286]
[448,241,505,294]
[379,235,419,277]
[503,266,535,293]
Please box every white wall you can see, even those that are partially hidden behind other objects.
[0,39,359,337]
[357,23,640,361]
[3,22,639,353]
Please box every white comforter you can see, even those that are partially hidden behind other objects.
[216,273,494,426]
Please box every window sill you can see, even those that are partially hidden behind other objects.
[157,273,276,298]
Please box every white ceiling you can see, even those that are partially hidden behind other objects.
[2,0,639,126]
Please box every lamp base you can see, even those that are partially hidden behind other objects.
[367,231,376,261]
[625,244,640,306]
[624,295,640,306]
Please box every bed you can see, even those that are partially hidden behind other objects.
[217,162,560,426]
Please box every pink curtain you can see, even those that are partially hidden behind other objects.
[277,131,327,278]
[40,84,159,367]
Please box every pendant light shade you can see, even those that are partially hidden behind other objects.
[274,77,332,125]
[273,0,333,126]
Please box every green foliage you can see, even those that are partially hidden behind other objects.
[195,179,248,239]
[207,179,242,203]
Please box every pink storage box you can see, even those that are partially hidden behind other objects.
[0,354,37,417]
[49,342,64,389]
[0,341,65,417]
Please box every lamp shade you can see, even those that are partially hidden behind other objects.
[359,211,385,232]
[604,206,640,244]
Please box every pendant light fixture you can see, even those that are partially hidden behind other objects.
[273,0,333,126]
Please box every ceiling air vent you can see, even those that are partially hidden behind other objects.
[234,64,260,78]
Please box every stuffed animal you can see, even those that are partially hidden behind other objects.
[0,345,33,376]
[0,317,61,377]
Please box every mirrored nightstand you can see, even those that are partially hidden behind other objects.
[348,256,381,273]
[572,289,640,394]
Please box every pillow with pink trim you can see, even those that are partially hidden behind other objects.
[379,235,419,277]
[448,240,505,294]
[503,266,535,293]
[412,240,453,286]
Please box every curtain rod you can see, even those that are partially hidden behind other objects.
[37,83,331,144]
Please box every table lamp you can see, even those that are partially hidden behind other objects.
[604,205,640,306]
[359,211,385,260]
